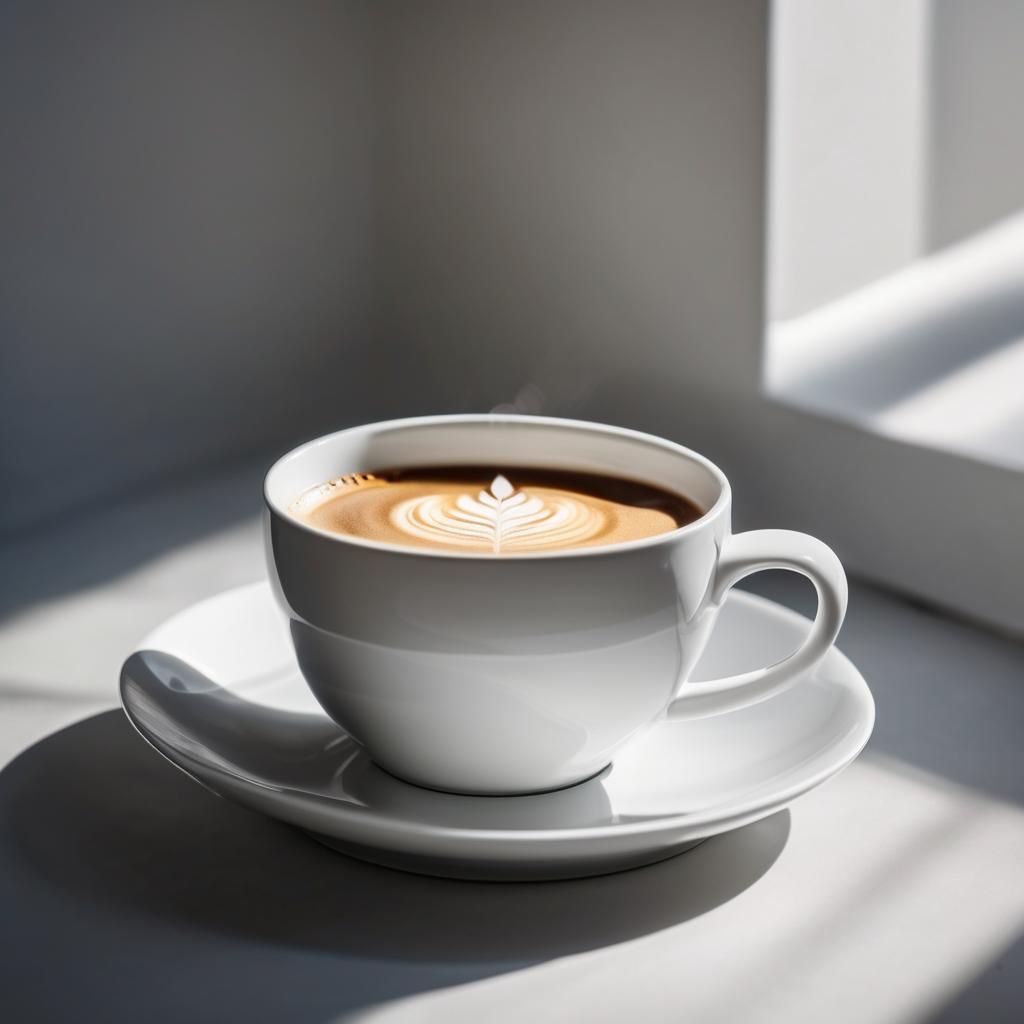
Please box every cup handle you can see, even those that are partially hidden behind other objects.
[667,529,848,720]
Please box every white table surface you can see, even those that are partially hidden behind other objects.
[1,458,1022,1024]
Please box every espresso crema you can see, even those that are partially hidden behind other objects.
[289,465,702,554]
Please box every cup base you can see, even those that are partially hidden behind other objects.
[371,759,614,798]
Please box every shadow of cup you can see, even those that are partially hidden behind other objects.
[0,710,789,965]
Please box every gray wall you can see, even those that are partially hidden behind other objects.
[371,0,767,422]
[1,1,373,534]
[3,1,1020,629]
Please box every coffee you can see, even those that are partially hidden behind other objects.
[289,465,702,554]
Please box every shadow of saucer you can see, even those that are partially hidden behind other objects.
[0,711,789,1021]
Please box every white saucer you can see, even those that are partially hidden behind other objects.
[120,582,874,880]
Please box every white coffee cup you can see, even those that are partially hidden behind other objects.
[264,414,847,795]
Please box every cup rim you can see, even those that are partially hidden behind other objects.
[264,413,731,561]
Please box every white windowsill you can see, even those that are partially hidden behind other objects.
[765,214,1024,474]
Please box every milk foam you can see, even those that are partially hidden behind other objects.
[390,475,606,552]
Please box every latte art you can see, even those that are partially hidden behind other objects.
[393,475,606,552]
[290,465,701,554]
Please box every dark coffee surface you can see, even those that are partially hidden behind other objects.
[290,465,702,554]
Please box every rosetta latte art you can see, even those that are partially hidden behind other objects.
[391,475,605,552]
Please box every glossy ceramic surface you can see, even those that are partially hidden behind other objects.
[264,415,848,793]
[120,583,874,880]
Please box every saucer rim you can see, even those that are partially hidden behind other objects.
[123,583,875,846]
